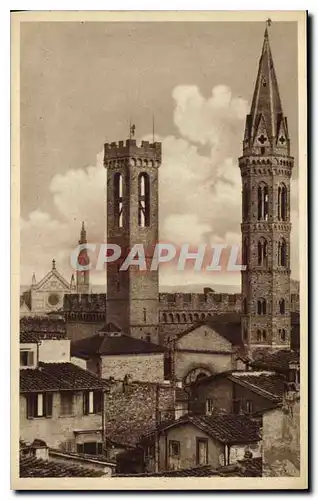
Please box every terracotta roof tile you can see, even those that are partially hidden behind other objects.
[228,372,286,402]
[143,414,260,445]
[20,362,109,393]
[71,332,165,357]
[19,455,105,477]
[250,350,299,373]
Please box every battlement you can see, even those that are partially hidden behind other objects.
[63,293,106,313]
[104,139,162,166]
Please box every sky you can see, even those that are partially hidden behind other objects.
[20,21,299,290]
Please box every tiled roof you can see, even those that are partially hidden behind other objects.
[20,455,105,477]
[20,331,40,344]
[176,313,242,346]
[20,362,109,393]
[228,372,286,402]
[20,316,66,340]
[217,457,262,477]
[250,350,299,373]
[116,465,221,477]
[71,332,165,357]
[144,414,260,444]
[116,458,262,477]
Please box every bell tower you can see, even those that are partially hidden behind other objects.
[239,27,293,351]
[76,221,90,294]
[104,137,162,343]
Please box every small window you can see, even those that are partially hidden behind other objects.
[206,398,214,415]
[20,350,34,367]
[245,400,253,414]
[83,391,103,415]
[196,438,208,465]
[257,329,262,342]
[76,442,103,456]
[262,329,267,341]
[169,440,180,458]
[27,393,53,419]
[279,299,285,314]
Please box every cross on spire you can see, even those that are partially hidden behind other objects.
[52,259,56,270]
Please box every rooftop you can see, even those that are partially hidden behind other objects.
[228,371,286,402]
[20,316,66,341]
[143,414,260,445]
[176,313,243,346]
[250,350,300,373]
[20,362,109,393]
[20,455,105,478]
[71,327,165,357]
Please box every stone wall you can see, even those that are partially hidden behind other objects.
[262,392,300,476]
[101,353,165,383]
[105,380,175,447]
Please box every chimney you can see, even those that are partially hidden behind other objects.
[30,439,49,461]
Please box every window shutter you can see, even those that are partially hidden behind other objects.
[28,351,34,366]
[83,392,88,415]
[93,391,102,414]
[77,443,84,454]
[45,393,53,417]
[26,394,34,418]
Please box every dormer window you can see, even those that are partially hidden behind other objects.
[20,349,35,368]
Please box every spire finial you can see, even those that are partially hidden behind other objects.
[265,18,271,37]
[32,272,36,286]
[52,259,56,270]
[129,118,136,139]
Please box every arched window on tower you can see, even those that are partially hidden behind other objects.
[242,238,248,266]
[256,329,262,342]
[243,184,249,220]
[258,238,268,266]
[258,183,269,221]
[278,238,287,267]
[257,298,267,315]
[243,298,247,314]
[114,173,124,228]
[278,184,287,221]
[138,173,150,227]
[279,298,285,314]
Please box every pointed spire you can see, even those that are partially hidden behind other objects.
[243,25,290,156]
[31,272,36,286]
[52,259,56,270]
[79,221,87,245]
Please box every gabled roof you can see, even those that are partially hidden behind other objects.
[227,372,286,402]
[250,350,300,373]
[20,316,66,341]
[32,267,71,292]
[20,362,109,393]
[19,455,105,478]
[145,414,260,445]
[71,331,165,357]
[176,313,242,346]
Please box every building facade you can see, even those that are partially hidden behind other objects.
[240,28,293,351]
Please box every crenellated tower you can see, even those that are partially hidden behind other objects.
[104,138,162,343]
[76,221,90,294]
[239,27,293,352]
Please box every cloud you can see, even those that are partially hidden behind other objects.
[20,84,299,288]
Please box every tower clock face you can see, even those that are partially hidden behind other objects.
[48,293,60,306]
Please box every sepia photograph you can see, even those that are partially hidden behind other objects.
[11,10,307,490]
